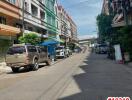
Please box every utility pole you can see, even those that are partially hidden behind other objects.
[22,0,25,36]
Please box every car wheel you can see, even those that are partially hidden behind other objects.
[32,59,39,71]
[11,67,19,73]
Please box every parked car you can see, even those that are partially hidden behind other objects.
[6,44,51,72]
[95,44,108,54]
[56,46,66,58]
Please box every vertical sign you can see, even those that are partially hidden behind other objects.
[114,44,123,61]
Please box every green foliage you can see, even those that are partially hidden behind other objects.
[0,39,12,61]
[96,14,113,42]
[118,26,132,55]
[19,33,41,45]
[0,39,12,47]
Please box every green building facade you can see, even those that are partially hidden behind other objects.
[44,0,59,37]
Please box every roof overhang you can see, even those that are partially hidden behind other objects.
[111,21,126,27]
[0,24,21,36]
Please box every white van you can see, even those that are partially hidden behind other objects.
[56,46,65,58]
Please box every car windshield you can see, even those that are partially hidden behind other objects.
[7,46,26,54]
[56,47,63,50]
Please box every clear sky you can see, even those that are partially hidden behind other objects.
[59,0,103,39]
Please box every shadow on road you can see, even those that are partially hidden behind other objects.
[58,52,132,100]
[6,64,47,74]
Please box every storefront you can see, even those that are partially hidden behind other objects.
[0,24,21,60]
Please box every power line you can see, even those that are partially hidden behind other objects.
[60,0,91,9]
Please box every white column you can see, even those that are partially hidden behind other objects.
[38,7,40,19]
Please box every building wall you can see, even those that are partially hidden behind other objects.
[0,0,21,36]
[58,5,78,43]
[0,0,20,19]
[109,0,132,27]
[102,0,110,15]
[18,0,59,37]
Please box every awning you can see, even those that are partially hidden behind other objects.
[40,40,59,46]
[0,24,21,36]
[48,36,65,43]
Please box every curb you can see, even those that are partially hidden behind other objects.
[0,71,5,75]
[0,62,11,75]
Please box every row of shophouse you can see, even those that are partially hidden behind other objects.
[0,0,78,53]
[102,0,132,60]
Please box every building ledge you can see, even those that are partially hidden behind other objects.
[111,21,126,27]
[0,24,21,36]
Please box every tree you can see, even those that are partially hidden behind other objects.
[19,33,41,45]
[0,39,12,57]
[96,14,113,42]
[118,26,132,59]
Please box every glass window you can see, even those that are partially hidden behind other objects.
[31,4,38,17]
[41,46,47,52]
[0,16,6,24]
[7,0,16,5]
[27,46,37,52]
[7,46,26,55]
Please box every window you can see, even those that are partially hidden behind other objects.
[7,46,26,55]
[0,16,6,24]
[31,4,38,17]
[28,27,33,31]
[41,46,47,52]
[27,46,37,52]
[7,0,16,5]
[46,0,54,12]
[16,23,22,28]
[40,11,45,20]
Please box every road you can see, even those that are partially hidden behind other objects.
[1,46,132,100]
[59,52,132,100]
[0,46,88,100]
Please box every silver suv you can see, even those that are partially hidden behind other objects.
[6,44,51,72]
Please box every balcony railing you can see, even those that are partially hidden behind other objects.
[0,24,21,36]
[0,1,20,19]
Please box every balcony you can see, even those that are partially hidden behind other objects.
[112,21,126,27]
[0,24,21,36]
[0,1,20,19]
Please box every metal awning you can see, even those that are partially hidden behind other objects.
[40,40,59,46]
[0,24,21,36]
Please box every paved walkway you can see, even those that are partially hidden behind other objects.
[59,53,132,100]
[0,62,11,74]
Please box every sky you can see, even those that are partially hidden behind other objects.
[59,0,103,39]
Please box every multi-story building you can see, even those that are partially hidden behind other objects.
[0,0,21,39]
[69,17,78,43]
[58,5,78,46]
[19,0,59,38]
[102,0,132,27]
[0,0,77,47]
[58,5,68,42]
[110,0,132,27]
[102,0,110,15]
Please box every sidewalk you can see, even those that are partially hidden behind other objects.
[127,62,132,67]
[0,62,11,74]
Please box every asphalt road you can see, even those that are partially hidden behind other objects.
[59,52,132,100]
[0,46,88,100]
[1,46,132,100]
